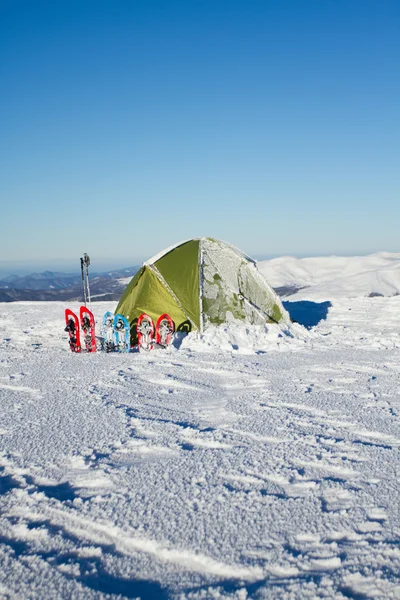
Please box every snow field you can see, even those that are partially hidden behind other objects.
[0,298,400,598]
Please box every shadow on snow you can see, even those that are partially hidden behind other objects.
[283,300,332,329]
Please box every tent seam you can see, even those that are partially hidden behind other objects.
[199,239,204,334]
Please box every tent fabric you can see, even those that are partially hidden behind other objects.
[116,238,290,339]
[154,239,200,328]
[201,238,284,327]
[116,266,190,334]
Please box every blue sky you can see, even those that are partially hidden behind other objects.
[1,0,399,273]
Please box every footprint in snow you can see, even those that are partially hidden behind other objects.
[356,521,383,533]
[367,507,387,522]
[320,489,353,513]
[180,429,232,450]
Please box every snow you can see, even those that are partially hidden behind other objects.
[118,276,134,286]
[1,268,400,598]
[144,238,254,268]
[258,251,400,299]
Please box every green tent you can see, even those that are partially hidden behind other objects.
[116,238,290,339]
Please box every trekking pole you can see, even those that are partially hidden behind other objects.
[83,253,91,310]
[80,257,87,307]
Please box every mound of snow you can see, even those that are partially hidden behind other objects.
[180,321,309,355]
[258,252,400,299]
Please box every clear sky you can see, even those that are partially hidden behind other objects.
[1,0,399,273]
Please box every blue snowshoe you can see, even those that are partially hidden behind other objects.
[100,311,115,352]
[113,314,130,353]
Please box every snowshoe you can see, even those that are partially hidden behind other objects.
[137,313,155,351]
[80,306,96,352]
[156,313,174,348]
[64,309,81,353]
[100,310,115,352]
[113,314,130,353]
[100,311,115,352]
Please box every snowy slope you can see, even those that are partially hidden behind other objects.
[1,296,400,599]
[258,252,400,299]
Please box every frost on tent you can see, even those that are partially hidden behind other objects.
[201,238,287,327]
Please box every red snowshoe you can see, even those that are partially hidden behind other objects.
[137,313,155,351]
[80,306,96,352]
[65,309,81,353]
[156,314,174,347]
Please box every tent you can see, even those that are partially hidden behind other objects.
[116,238,290,339]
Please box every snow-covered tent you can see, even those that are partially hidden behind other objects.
[116,238,290,337]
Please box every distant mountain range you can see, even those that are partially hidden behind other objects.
[2,252,399,303]
[0,267,139,302]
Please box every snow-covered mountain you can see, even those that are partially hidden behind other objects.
[3,252,400,304]
[258,251,400,299]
